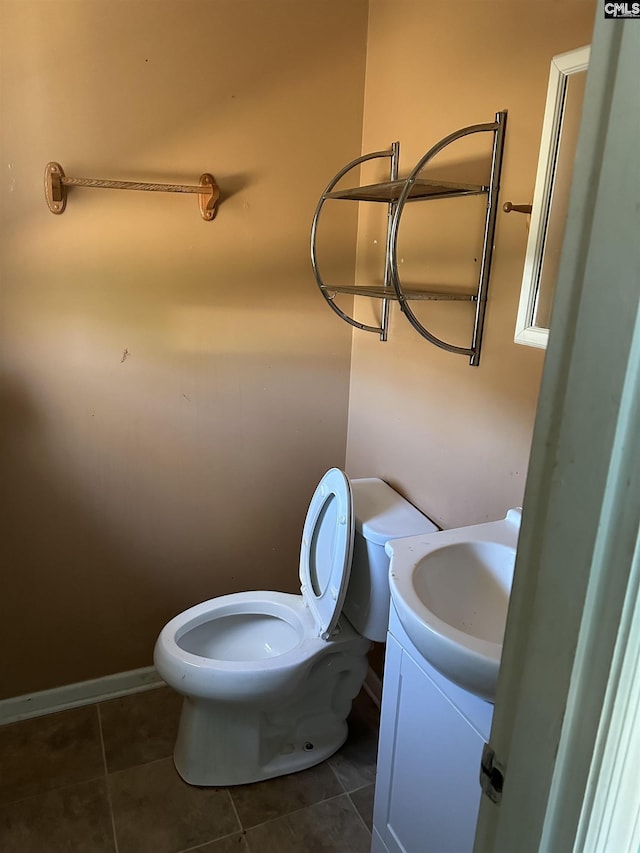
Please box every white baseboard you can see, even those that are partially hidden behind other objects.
[0,666,165,726]
[1,662,382,726]
[363,665,383,708]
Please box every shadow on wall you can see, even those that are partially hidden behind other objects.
[215,171,254,208]
[0,372,171,700]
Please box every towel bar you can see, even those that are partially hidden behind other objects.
[44,162,219,220]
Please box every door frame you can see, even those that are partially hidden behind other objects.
[475,16,640,853]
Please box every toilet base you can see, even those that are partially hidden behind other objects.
[173,648,369,786]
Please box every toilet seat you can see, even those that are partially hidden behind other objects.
[299,468,354,640]
[154,469,359,704]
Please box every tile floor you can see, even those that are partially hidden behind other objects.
[0,686,379,852]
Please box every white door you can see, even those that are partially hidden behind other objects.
[474,15,640,853]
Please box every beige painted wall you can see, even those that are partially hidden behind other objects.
[0,0,368,699]
[346,1,596,529]
[0,0,598,701]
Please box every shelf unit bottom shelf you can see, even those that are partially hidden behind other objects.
[321,284,477,302]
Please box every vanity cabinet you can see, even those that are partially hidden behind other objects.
[372,606,493,853]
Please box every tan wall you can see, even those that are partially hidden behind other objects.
[346,1,596,529]
[0,0,368,699]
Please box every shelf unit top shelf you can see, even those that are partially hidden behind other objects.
[324,177,488,203]
[321,284,477,302]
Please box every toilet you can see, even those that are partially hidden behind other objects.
[154,468,437,786]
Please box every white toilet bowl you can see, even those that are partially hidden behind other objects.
[156,591,368,703]
[156,590,370,786]
[154,468,437,786]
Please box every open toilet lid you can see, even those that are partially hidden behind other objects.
[299,468,354,640]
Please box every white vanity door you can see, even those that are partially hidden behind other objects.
[372,633,486,853]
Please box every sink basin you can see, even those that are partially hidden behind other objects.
[387,509,521,702]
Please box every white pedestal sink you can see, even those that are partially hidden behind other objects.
[386,508,521,702]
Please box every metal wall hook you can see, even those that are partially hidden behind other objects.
[503,201,532,214]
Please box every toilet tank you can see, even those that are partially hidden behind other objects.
[344,478,438,642]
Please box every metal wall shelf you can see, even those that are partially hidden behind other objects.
[320,285,477,302]
[325,178,488,203]
[310,111,507,365]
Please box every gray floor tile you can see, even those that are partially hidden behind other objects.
[109,756,239,853]
[230,761,344,830]
[244,794,371,852]
[0,705,104,806]
[0,687,379,853]
[349,784,375,831]
[329,692,379,792]
[0,778,115,853]
[185,832,250,852]
[99,685,182,772]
